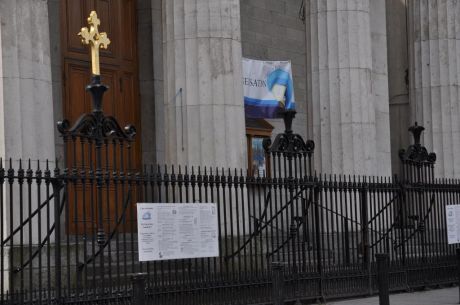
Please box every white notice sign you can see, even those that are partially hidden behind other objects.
[446,205,460,244]
[137,203,219,261]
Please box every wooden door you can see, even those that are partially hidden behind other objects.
[61,0,141,234]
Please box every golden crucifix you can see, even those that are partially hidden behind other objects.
[78,11,111,76]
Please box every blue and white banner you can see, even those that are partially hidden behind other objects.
[242,58,295,118]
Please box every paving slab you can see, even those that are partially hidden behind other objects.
[316,287,458,305]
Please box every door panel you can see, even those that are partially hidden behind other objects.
[63,0,92,54]
[121,0,135,61]
[93,0,118,59]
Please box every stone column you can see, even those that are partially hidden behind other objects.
[162,0,247,169]
[408,0,460,178]
[370,0,392,176]
[0,13,3,158]
[0,1,55,161]
[0,1,55,291]
[305,0,392,176]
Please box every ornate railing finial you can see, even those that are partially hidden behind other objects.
[408,121,424,146]
[399,122,436,165]
[282,110,296,134]
[263,110,314,156]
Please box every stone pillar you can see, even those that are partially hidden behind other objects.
[0,1,55,161]
[0,12,3,159]
[370,0,392,176]
[408,0,460,178]
[305,0,392,176]
[162,0,247,169]
[0,1,55,292]
[0,14,8,293]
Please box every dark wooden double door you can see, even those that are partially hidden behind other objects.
[61,0,141,234]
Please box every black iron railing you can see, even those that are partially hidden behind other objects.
[0,156,458,304]
[0,78,457,305]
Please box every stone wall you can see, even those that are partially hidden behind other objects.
[240,0,308,140]
[152,0,165,165]
[386,0,411,176]
[137,0,157,165]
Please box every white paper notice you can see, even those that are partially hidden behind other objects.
[137,203,219,261]
[446,205,460,244]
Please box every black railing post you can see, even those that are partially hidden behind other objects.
[313,182,323,299]
[456,248,460,304]
[398,176,406,267]
[272,262,285,305]
[360,180,372,296]
[87,75,109,293]
[52,164,62,304]
[376,253,390,305]
[282,110,299,298]
[131,273,147,305]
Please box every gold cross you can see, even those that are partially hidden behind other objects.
[78,11,111,76]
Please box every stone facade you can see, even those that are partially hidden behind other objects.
[0,0,457,178]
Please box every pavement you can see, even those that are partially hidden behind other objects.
[316,287,458,305]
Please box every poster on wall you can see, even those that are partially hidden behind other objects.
[242,58,296,119]
[137,203,219,261]
[446,205,460,244]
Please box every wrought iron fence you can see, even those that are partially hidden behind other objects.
[1,157,457,304]
[0,76,458,305]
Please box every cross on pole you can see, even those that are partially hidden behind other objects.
[78,11,110,76]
